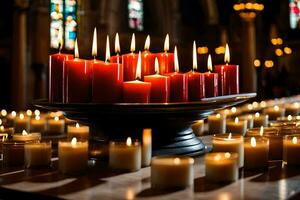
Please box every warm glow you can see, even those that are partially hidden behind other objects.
[250,137,257,147]
[231,107,237,113]
[11,111,16,117]
[216,113,221,118]
[247,104,253,110]
[126,188,135,200]
[214,154,221,161]
[1,109,7,117]
[215,46,225,54]
[271,38,278,45]
[224,43,230,63]
[19,113,24,120]
[143,129,152,145]
[76,123,80,128]
[293,102,300,108]
[207,54,212,72]
[228,133,232,139]
[54,116,59,121]
[274,105,279,111]
[164,34,169,51]
[225,152,231,158]
[144,35,150,50]
[287,115,292,121]
[197,46,208,54]
[154,57,159,74]
[26,109,32,116]
[58,26,63,51]
[248,115,253,119]
[22,130,28,136]
[264,60,274,68]
[115,33,120,53]
[174,46,179,72]
[105,35,110,62]
[255,112,260,118]
[260,101,267,108]
[74,39,79,58]
[126,137,132,146]
[292,137,297,144]
[284,47,292,55]
[174,157,181,165]
[130,33,135,52]
[277,38,283,45]
[224,109,230,115]
[260,126,264,136]
[34,109,40,116]
[253,102,259,108]
[35,115,40,121]
[71,137,77,147]
[254,59,261,67]
[234,117,239,124]
[275,48,283,57]
[136,51,142,79]
[92,27,97,57]
[193,41,197,71]
[0,126,4,131]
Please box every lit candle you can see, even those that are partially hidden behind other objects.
[109,137,141,171]
[214,44,239,95]
[58,137,88,174]
[24,141,52,168]
[164,46,188,102]
[212,133,244,168]
[123,51,151,103]
[226,117,247,136]
[142,128,152,167]
[12,130,41,142]
[205,152,238,182]
[239,114,254,129]
[122,33,138,81]
[157,34,174,74]
[277,115,300,122]
[67,123,90,139]
[144,58,170,103]
[285,102,300,116]
[186,41,205,101]
[208,114,226,134]
[253,112,269,127]
[110,33,122,64]
[151,156,194,189]
[63,39,91,103]
[263,106,285,121]
[204,54,218,97]
[283,135,300,166]
[141,35,156,79]
[47,116,65,135]
[6,111,17,127]
[244,137,269,170]
[0,109,7,119]
[191,119,205,136]
[30,115,47,133]
[14,113,30,133]
[92,34,123,103]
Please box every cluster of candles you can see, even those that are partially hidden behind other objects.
[49,29,239,104]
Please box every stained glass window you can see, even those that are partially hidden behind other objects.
[128,0,144,31]
[289,0,300,29]
[50,0,63,49]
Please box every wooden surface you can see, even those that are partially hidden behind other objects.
[0,136,300,200]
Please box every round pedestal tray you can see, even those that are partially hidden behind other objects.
[34,93,256,157]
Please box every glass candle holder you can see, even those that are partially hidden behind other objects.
[12,131,41,142]
[0,126,15,139]
[263,106,285,121]
[24,140,52,168]
[226,117,247,136]
[67,123,90,139]
[208,114,226,134]
[283,134,300,166]
[3,141,26,167]
[253,112,269,127]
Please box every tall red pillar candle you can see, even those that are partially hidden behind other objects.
[186,41,205,101]
[92,36,123,103]
[144,58,170,103]
[204,54,218,97]
[164,46,188,102]
[123,51,151,103]
[122,33,138,81]
[110,33,122,64]
[141,35,156,79]
[214,44,239,95]
[63,39,91,103]
[157,34,174,74]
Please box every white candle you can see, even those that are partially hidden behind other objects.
[30,115,47,133]
[283,135,300,166]
[285,103,300,116]
[142,129,152,167]
[151,156,194,189]
[226,117,247,136]
[58,137,88,174]
[191,119,205,136]
[24,141,52,168]
[212,133,244,168]
[239,114,254,129]
[263,106,285,121]
[253,112,269,127]
[205,152,238,182]
[208,114,226,134]
[109,137,141,171]
[47,116,65,134]
[14,113,30,133]
[6,111,17,127]
[67,123,90,139]
[244,137,269,170]
[12,130,41,142]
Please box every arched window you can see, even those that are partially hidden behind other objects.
[128,0,144,31]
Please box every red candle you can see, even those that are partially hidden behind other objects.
[122,33,138,81]
[204,54,218,97]
[164,46,188,102]
[214,44,239,95]
[141,35,156,79]
[110,33,122,64]
[186,41,205,101]
[63,39,91,103]
[157,34,174,74]
[144,58,170,103]
[123,51,151,103]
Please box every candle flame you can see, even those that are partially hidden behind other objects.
[136,51,142,80]
[26,109,32,116]
[287,115,292,121]
[231,107,237,113]
[174,46,179,72]
[293,102,300,108]
[228,133,232,139]
[174,157,181,165]
[58,26,63,52]
[105,35,110,62]
[54,116,59,121]
[35,115,40,120]
[74,38,79,58]
[216,113,221,118]
[1,109,7,117]
[76,123,80,128]
[19,113,24,120]
[11,111,16,117]
[250,137,257,147]
[248,104,253,110]
[224,43,230,63]
[34,109,40,116]
[225,152,231,158]
[164,34,169,51]
[234,117,239,124]
[126,137,132,146]
[214,154,221,161]
[260,126,264,136]
[274,105,279,111]
[22,130,28,136]
[255,112,260,118]
[71,137,77,147]
[144,35,150,50]
[92,27,97,57]
[115,32,120,53]
[248,114,253,119]
[0,126,4,131]
[292,136,297,144]
[207,54,212,72]
[155,57,159,74]
[130,33,135,52]
[193,41,197,70]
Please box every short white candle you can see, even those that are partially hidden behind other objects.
[6,111,17,127]
[67,123,90,139]
[142,129,152,167]
[226,117,247,136]
[191,119,205,136]
[253,112,269,127]
[283,135,300,166]
[244,137,269,170]
[208,114,226,134]
[58,137,88,174]
[151,156,194,189]
[285,103,300,116]
[109,137,141,171]
[24,141,52,168]
[14,113,30,133]
[212,133,244,168]
[30,115,47,133]
[239,114,254,129]
[205,152,238,182]
[263,106,285,121]
[47,116,65,134]
[12,130,41,142]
